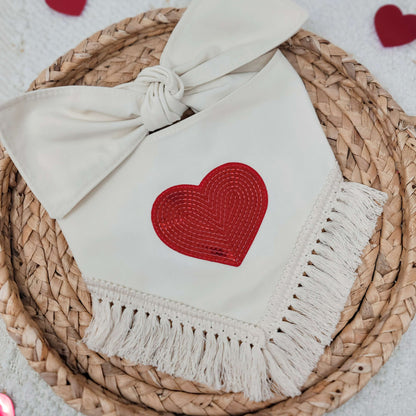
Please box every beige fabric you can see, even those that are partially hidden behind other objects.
[58,50,335,322]
[0,0,307,219]
[0,0,387,402]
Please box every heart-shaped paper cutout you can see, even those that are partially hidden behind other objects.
[45,0,87,16]
[0,394,14,416]
[375,5,416,47]
[152,162,268,267]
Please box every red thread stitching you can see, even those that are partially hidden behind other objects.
[151,162,268,267]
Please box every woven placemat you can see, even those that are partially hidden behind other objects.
[0,7,415,416]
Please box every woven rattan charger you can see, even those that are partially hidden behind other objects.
[0,7,415,416]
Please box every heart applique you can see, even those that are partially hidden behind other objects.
[152,163,268,267]
[0,394,14,416]
[45,0,87,16]
[375,5,416,47]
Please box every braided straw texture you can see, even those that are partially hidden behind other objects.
[0,7,415,416]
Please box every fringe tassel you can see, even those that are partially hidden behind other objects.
[83,179,387,402]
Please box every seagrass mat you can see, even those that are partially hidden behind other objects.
[0,7,415,416]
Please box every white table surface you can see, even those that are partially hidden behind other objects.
[0,0,414,415]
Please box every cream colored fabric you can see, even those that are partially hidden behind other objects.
[0,0,316,323]
[58,50,335,322]
[0,0,387,402]
[0,0,307,219]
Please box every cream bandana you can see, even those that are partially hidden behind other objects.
[0,0,387,402]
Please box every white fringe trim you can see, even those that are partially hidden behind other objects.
[82,167,387,402]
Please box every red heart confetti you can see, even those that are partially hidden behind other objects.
[375,5,416,47]
[45,0,87,16]
[152,162,268,267]
[0,393,14,416]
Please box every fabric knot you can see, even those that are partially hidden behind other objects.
[136,65,188,132]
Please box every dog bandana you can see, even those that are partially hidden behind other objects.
[0,0,387,402]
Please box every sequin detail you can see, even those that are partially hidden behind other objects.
[151,162,268,266]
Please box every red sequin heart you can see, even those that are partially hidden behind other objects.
[45,0,87,16]
[375,5,416,47]
[152,163,268,267]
